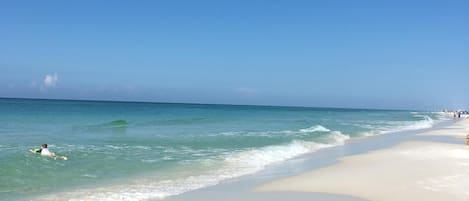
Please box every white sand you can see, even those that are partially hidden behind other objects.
[258,120,469,201]
[419,119,469,139]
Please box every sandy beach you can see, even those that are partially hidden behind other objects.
[258,119,469,201]
[418,118,469,139]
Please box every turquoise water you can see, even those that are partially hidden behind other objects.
[0,98,445,201]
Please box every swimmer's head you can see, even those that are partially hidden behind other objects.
[41,144,47,148]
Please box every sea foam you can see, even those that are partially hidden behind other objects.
[34,126,350,201]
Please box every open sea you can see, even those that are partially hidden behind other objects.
[0,98,446,201]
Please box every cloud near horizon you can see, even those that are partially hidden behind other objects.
[44,73,58,88]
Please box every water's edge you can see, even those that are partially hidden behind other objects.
[164,119,457,201]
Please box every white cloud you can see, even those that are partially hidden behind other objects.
[44,73,58,88]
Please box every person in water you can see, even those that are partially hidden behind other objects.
[30,144,67,160]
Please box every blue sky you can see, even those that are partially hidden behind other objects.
[1,1,468,110]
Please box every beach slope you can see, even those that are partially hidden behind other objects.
[258,119,469,201]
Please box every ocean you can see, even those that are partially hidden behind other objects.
[0,98,446,201]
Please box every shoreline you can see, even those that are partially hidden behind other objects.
[165,118,462,201]
[257,119,469,201]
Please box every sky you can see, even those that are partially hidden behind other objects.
[1,0,468,110]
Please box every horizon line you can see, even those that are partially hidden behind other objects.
[0,96,427,112]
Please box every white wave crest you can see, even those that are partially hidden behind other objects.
[225,141,329,173]
[299,125,331,133]
[371,115,435,136]
[219,130,350,180]
[329,131,351,144]
[408,115,434,130]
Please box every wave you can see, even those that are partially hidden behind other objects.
[223,132,349,175]
[34,131,350,201]
[218,124,332,138]
[357,114,437,137]
[407,115,434,129]
[299,125,331,133]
